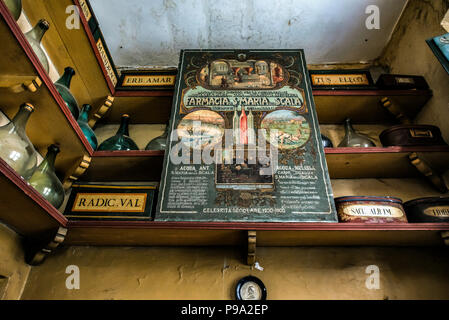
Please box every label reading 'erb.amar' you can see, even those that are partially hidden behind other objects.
[72,193,147,212]
[343,204,404,218]
[122,75,176,87]
[423,206,449,217]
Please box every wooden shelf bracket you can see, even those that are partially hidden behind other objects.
[88,95,115,128]
[442,231,449,246]
[25,226,68,266]
[63,154,92,190]
[409,152,448,193]
[0,75,42,93]
[247,230,257,266]
[380,97,411,124]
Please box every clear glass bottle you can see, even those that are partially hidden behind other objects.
[54,67,80,120]
[145,125,168,151]
[28,144,65,209]
[4,0,22,21]
[0,103,38,179]
[77,104,98,150]
[338,118,376,148]
[98,114,139,151]
[24,19,50,73]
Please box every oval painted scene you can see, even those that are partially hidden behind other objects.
[261,110,310,149]
[176,110,225,150]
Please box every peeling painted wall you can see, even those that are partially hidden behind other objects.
[21,246,449,300]
[0,223,31,300]
[89,0,407,67]
[380,0,449,142]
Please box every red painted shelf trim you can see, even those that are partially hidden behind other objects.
[0,3,94,155]
[312,89,433,96]
[67,220,449,231]
[0,159,68,227]
[324,146,449,154]
[73,0,116,95]
[90,146,449,158]
[112,88,433,99]
[114,90,174,97]
[93,150,164,157]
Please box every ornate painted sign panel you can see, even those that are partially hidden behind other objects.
[155,49,337,222]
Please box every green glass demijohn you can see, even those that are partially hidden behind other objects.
[54,67,80,120]
[4,0,22,21]
[77,104,98,150]
[338,118,376,148]
[28,144,65,209]
[145,125,169,151]
[0,103,38,180]
[24,19,50,73]
[98,114,139,151]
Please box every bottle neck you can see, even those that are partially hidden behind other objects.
[12,105,33,131]
[26,22,48,43]
[161,125,169,137]
[39,148,58,172]
[78,105,90,123]
[344,119,355,134]
[117,117,130,136]
[56,68,74,88]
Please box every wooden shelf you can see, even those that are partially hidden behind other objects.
[107,89,432,125]
[0,158,67,238]
[314,89,432,124]
[0,3,93,177]
[65,220,449,246]
[22,0,114,109]
[97,95,173,125]
[80,151,164,182]
[78,146,449,182]
[325,146,449,178]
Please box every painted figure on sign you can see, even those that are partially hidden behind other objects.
[240,105,248,145]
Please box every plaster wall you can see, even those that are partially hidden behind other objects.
[0,223,31,300]
[380,0,449,142]
[89,0,407,67]
[21,246,449,300]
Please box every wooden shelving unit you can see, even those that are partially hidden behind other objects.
[0,2,93,172]
[81,150,164,181]
[313,89,433,124]
[22,0,114,110]
[0,0,448,253]
[76,146,449,182]
[0,158,67,238]
[326,146,449,178]
[109,87,433,125]
[65,220,449,246]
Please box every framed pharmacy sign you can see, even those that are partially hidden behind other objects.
[155,49,337,222]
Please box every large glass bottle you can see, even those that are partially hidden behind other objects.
[145,125,168,151]
[54,67,80,120]
[77,104,98,150]
[24,19,50,73]
[338,118,376,148]
[4,0,22,21]
[321,134,333,148]
[27,145,65,209]
[0,103,38,179]
[98,114,139,151]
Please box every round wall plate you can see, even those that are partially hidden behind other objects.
[235,276,267,300]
